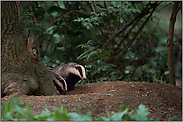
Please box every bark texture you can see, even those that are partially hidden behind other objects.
[1,2,59,96]
[167,2,181,85]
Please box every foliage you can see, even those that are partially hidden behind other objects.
[77,40,117,82]
[19,1,181,83]
[1,98,34,121]
[2,98,181,121]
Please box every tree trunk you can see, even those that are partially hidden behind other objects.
[1,2,59,96]
[167,1,181,85]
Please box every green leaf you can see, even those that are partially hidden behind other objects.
[131,104,149,121]
[69,113,92,121]
[93,22,99,26]
[35,30,42,35]
[59,105,68,114]
[52,111,69,121]
[27,27,31,30]
[52,106,71,121]
[171,116,182,121]
[59,1,65,9]
[108,6,114,9]
[77,49,91,60]
[106,110,111,118]
[1,103,9,119]
[111,108,128,121]
[164,70,169,75]
[95,117,110,121]
[34,108,52,120]
[35,23,42,26]
[35,26,42,31]
[86,25,90,29]
[118,104,127,112]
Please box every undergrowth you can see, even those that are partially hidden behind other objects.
[1,98,182,121]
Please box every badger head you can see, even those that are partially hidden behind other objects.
[55,62,87,91]
[48,70,67,94]
[67,63,87,80]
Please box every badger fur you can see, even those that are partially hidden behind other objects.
[47,69,67,94]
[51,62,87,91]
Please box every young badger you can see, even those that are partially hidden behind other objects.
[49,62,87,91]
[47,69,68,94]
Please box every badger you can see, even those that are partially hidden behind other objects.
[51,62,87,91]
[47,69,67,94]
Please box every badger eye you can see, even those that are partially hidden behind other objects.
[75,66,79,69]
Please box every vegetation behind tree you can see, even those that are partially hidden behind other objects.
[18,1,182,84]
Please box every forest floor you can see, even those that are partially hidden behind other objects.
[1,81,182,120]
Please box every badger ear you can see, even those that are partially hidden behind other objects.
[75,65,81,69]
[75,65,79,67]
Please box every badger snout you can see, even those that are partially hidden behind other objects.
[81,76,87,80]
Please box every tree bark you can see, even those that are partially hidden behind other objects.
[167,1,181,85]
[1,2,59,96]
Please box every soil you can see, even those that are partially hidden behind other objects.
[1,81,182,120]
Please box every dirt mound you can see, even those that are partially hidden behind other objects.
[1,81,182,120]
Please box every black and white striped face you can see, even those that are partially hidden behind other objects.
[48,70,67,93]
[49,62,87,92]
[54,75,67,92]
[68,64,87,80]
[65,64,87,91]
[75,65,87,80]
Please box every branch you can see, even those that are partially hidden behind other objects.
[116,16,142,49]
[101,2,153,49]
[16,1,21,19]
[157,2,173,13]
[101,11,145,48]
[27,1,40,45]
[42,2,53,22]
[42,11,76,32]
[123,2,159,53]
[91,2,96,13]
[108,2,160,63]
[104,1,112,34]
[95,3,110,11]
[27,2,38,24]
[59,34,67,49]
[27,37,34,53]
[167,1,181,85]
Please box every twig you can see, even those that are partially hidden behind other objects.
[101,13,142,49]
[70,1,77,10]
[157,2,173,13]
[28,30,30,38]
[27,2,38,24]
[151,108,167,113]
[101,8,147,49]
[42,2,53,22]
[104,1,112,34]
[99,26,104,36]
[95,4,110,11]
[115,2,160,54]
[27,37,34,53]
[45,33,54,51]
[154,18,160,31]
[43,11,75,32]
[109,2,160,63]
[91,2,96,13]
[123,2,160,53]
[59,34,67,49]
[16,1,21,18]
[27,1,40,45]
